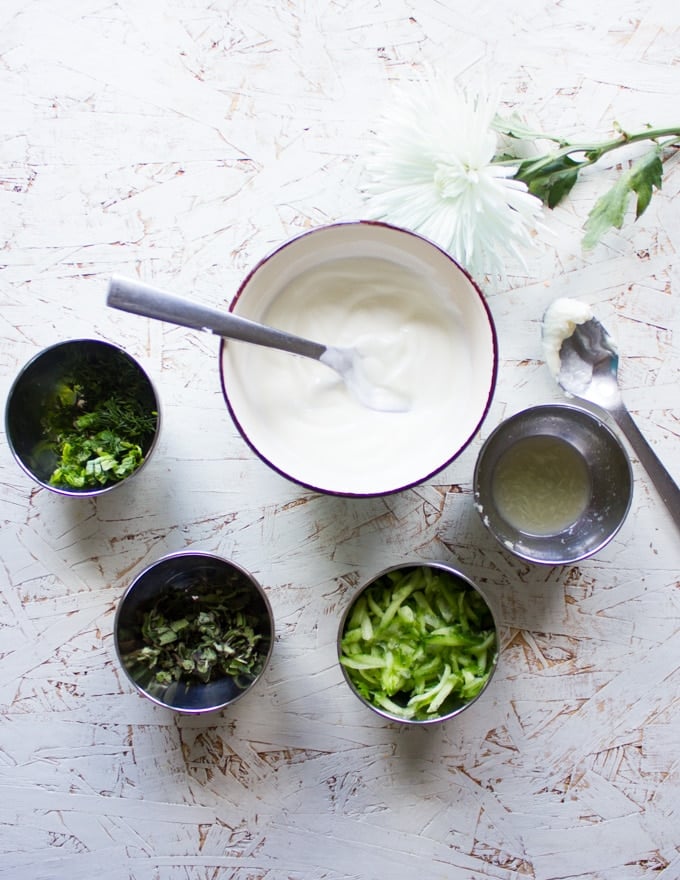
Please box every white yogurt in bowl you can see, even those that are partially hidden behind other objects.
[219,222,498,496]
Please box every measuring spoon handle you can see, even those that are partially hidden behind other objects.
[107,275,326,360]
[610,402,680,533]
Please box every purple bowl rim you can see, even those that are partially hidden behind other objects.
[218,220,499,498]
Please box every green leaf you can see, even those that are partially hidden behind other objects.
[583,147,663,249]
[514,154,583,208]
[632,150,663,217]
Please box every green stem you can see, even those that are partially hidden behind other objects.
[553,127,680,163]
[495,120,680,174]
[491,117,680,242]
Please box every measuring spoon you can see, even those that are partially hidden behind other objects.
[107,275,409,413]
[543,299,680,532]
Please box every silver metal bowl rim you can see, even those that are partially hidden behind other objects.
[336,560,500,726]
[218,220,499,498]
[113,550,275,714]
[5,337,162,498]
[473,402,634,565]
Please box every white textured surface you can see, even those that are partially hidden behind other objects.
[1,1,679,878]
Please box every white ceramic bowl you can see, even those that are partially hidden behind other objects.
[220,221,498,497]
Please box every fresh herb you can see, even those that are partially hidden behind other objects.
[38,350,157,489]
[125,573,270,688]
[340,566,497,721]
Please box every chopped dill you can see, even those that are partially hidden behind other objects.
[38,348,157,489]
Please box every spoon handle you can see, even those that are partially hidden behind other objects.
[107,275,326,360]
[610,403,680,532]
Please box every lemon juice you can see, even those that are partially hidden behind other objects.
[492,435,591,535]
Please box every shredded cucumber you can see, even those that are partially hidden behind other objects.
[340,565,497,721]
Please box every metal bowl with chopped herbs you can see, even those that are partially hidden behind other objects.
[5,338,160,497]
[114,552,274,714]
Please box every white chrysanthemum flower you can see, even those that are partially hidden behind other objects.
[363,80,543,278]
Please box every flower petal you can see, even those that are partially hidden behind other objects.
[362,79,543,278]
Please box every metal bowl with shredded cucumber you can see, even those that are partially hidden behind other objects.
[338,564,498,723]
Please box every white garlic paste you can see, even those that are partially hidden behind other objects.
[542,297,594,380]
[222,256,491,494]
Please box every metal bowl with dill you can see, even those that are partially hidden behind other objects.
[5,338,160,497]
[114,552,274,714]
[337,562,499,725]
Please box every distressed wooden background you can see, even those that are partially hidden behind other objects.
[1,1,679,878]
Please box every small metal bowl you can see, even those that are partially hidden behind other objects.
[5,339,160,497]
[337,561,499,725]
[114,551,274,714]
[473,404,633,565]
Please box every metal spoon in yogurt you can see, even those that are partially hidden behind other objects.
[542,297,680,531]
[107,275,409,413]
